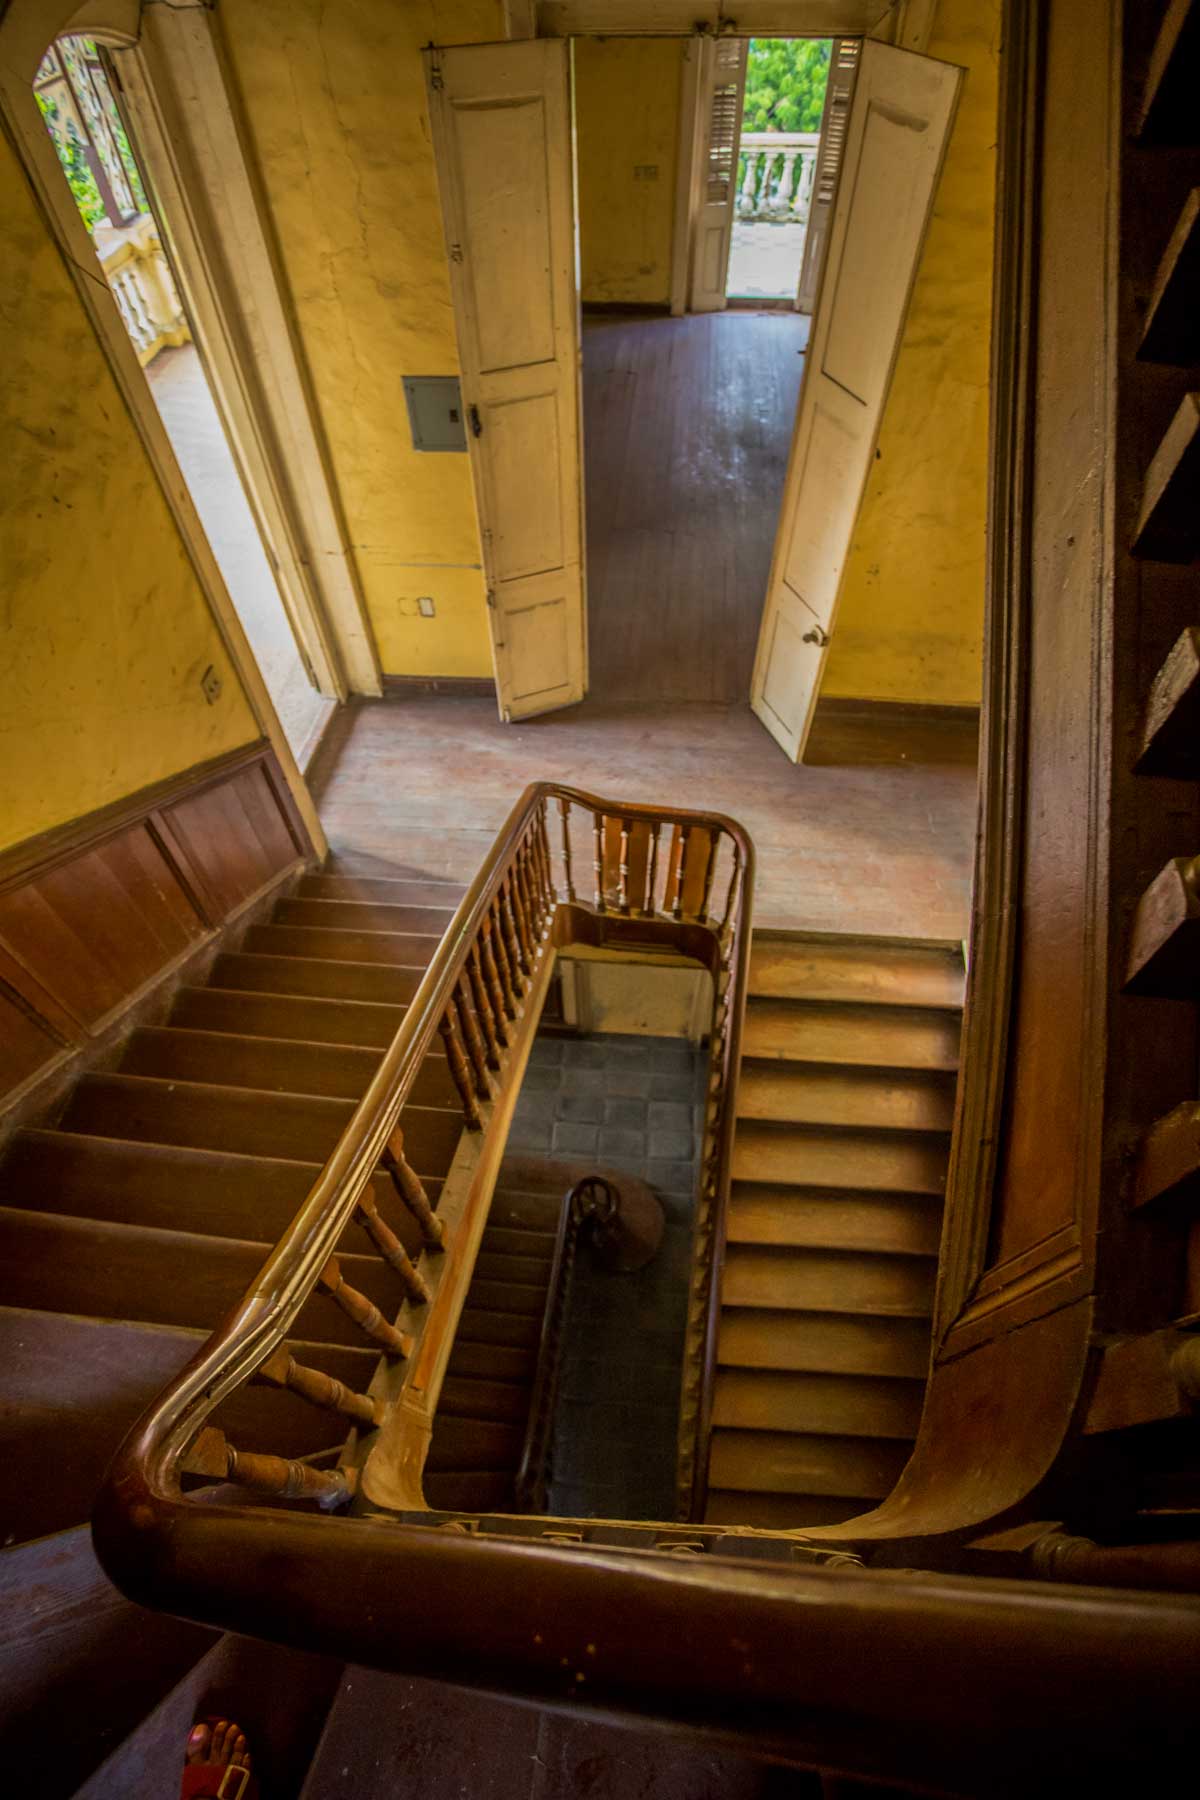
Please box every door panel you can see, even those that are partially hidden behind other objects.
[751,41,961,762]
[688,36,748,314]
[425,40,585,720]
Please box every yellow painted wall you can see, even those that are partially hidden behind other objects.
[819,0,1000,707]
[574,38,684,308]
[0,127,257,856]
[219,0,504,679]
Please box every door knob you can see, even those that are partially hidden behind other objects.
[802,624,829,647]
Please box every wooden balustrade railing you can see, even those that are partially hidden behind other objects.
[88,783,1200,1786]
[736,132,820,223]
[96,782,753,1543]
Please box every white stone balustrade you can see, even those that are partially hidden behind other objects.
[736,133,820,224]
[94,212,191,366]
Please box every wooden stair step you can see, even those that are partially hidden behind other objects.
[1131,391,1200,562]
[424,1416,524,1472]
[708,1426,909,1499]
[0,1208,399,1346]
[717,1308,931,1379]
[1139,188,1200,366]
[732,1123,949,1195]
[726,1184,941,1257]
[119,1026,456,1110]
[704,1491,866,1530]
[737,1063,955,1134]
[171,985,407,1049]
[481,1224,557,1260]
[243,923,442,968]
[472,1249,554,1288]
[742,999,961,1071]
[463,1277,548,1318]
[299,873,466,904]
[748,936,964,1009]
[447,1338,537,1385]
[455,1307,542,1351]
[1123,856,1200,996]
[437,1374,531,1425]
[0,1527,216,1800]
[0,1305,375,1546]
[272,896,456,936]
[209,953,423,1006]
[0,1130,420,1250]
[58,1074,461,1175]
[487,1188,564,1233]
[720,1244,935,1317]
[421,1471,516,1513]
[711,1367,923,1440]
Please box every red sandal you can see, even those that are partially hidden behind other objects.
[180,1719,259,1800]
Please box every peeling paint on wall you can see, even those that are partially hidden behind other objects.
[0,130,257,853]
[219,0,503,680]
[820,0,1000,708]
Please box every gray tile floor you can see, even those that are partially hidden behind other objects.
[510,1031,705,1522]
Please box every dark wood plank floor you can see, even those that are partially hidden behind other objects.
[309,696,977,939]
[582,310,808,705]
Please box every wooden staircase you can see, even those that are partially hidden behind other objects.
[704,931,964,1530]
[0,856,467,1794]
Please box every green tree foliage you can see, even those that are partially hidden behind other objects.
[742,38,831,135]
[36,94,105,232]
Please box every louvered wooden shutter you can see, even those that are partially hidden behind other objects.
[704,38,744,204]
[797,38,861,313]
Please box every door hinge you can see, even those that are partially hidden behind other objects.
[469,403,483,437]
[428,47,444,89]
[449,243,464,264]
[802,623,830,648]
[486,588,497,609]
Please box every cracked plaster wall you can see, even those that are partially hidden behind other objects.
[219,0,503,680]
[820,0,1000,708]
[0,128,257,854]
[575,37,683,308]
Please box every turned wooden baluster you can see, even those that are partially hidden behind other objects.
[535,806,555,912]
[439,1002,483,1128]
[255,1344,383,1428]
[383,1126,445,1248]
[617,817,632,915]
[720,842,742,941]
[498,881,527,985]
[592,812,607,911]
[319,1256,413,1355]
[489,901,519,1018]
[512,844,535,949]
[697,832,718,923]
[645,820,662,916]
[468,940,502,1068]
[454,980,491,1099]
[187,1427,354,1508]
[356,1190,430,1303]
[523,832,547,932]
[480,916,513,1035]
[559,795,577,902]
[673,824,693,921]
[507,867,534,972]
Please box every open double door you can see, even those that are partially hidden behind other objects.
[425,36,961,758]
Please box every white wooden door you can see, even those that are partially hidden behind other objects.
[796,38,860,315]
[688,36,748,314]
[424,40,586,720]
[750,40,961,762]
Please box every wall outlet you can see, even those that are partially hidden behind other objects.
[200,664,222,705]
[417,595,437,618]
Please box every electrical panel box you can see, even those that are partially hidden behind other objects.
[402,376,468,452]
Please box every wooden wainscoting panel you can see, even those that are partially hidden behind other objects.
[0,742,314,1122]
[0,822,205,1035]
[159,757,303,922]
[0,985,65,1104]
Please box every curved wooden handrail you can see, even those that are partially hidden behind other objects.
[94,779,754,1553]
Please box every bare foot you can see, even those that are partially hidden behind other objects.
[184,1719,254,1797]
